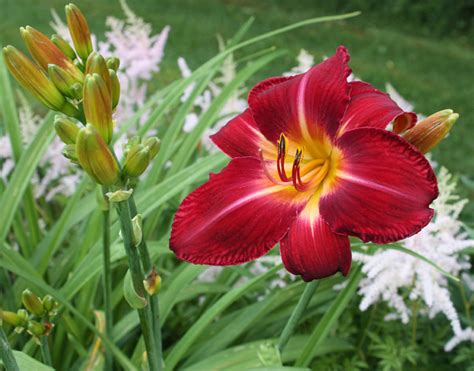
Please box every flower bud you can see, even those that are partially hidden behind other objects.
[85,52,112,95]
[71,82,83,100]
[54,115,80,144]
[3,46,65,111]
[106,57,120,71]
[22,289,45,317]
[123,136,140,157]
[17,309,29,323]
[42,295,57,313]
[143,267,161,296]
[143,137,161,159]
[83,74,113,144]
[0,310,23,327]
[27,320,46,337]
[51,34,76,60]
[20,26,83,82]
[76,124,120,185]
[123,144,151,178]
[65,3,93,60]
[63,144,78,163]
[48,64,77,97]
[403,109,459,154]
[109,69,120,109]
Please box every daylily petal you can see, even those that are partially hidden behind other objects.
[339,81,416,135]
[170,157,308,265]
[320,128,438,243]
[248,46,351,145]
[211,109,273,159]
[280,197,351,281]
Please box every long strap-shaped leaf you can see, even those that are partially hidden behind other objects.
[0,112,54,244]
[294,265,362,367]
[165,264,283,370]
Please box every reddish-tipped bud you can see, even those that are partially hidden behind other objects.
[22,289,45,317]
[83,73,113,143]
[51,34,76,60]
[403,109,459,154]
[85,52,112,95]
[54,115,80,144]
[109,69,120,109]
[123,144,151,178]
[76,124,120,185]
[65,3,93,60]
[20,26,82,82]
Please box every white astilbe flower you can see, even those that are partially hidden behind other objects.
[354,167,474,351]
[283,49,315,76]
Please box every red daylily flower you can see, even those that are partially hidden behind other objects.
[170,46,438,281]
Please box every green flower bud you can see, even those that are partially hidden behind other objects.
[106,57,120,71]
[48,64,77,97]
[42,295,56,313]
[65,3,93,60]
[143,137,161,159]
[85,52,112,95]
[0,310,23,327]
[16,309,29,324]
[76,124,120,186]
[71,82,83,100]
[51,34,76,60]
[123,136,141,157]
[123,144,150,178]
[22,289,45,317]
[54,116,80,144]
[62,144,78,163]
[27,320,46,337]
[83,74,113,144]
[109,69,120,109]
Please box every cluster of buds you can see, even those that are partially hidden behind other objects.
[3,3,160,189]
[0,289,58,340]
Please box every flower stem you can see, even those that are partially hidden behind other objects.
[101,190,113,371]
[0,326,18,371]
[128,195,163,370]
[278,280,320,353]
[40,336,52,366]
[115,200,159,371]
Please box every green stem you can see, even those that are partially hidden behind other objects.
[278,280,320,353]
[0,327,18,371]
[40,336,52,366]
[101,189,113,371]
[116,200,159,371]
[128,196,163,370]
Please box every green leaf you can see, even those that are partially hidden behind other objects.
[165,264,283,370]
[295,266,362,367]
[11,351,53,371]
[0,112,54,243]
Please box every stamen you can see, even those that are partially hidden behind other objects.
[277,134,290,182]
[259,149,291,186]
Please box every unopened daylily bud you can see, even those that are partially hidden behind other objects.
[132,214,143,247]
[0,310,23,327]
[21,26,83,82]
[143,267,161,296]
[83,74,113,143]
[106,57,120,71]
[48,64,77,97]
[71,82,83,100]
[143,137,161,159]
[123,136,140,157]
[76,124,120,185]
[42,295,57,313]
[27,320,46,337]
[403,109,459,154]
[65,3,92,60]
[51,34,76,60]
[54,116,80,144]
[85,52,112,94]
[22,289,45,317]
[17,309,29,324]
[109,69,120,109]
[123,144,151,178]
[62,144,78,163]
[3,46,65,111]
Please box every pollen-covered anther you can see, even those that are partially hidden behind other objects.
[277,133,290,182]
